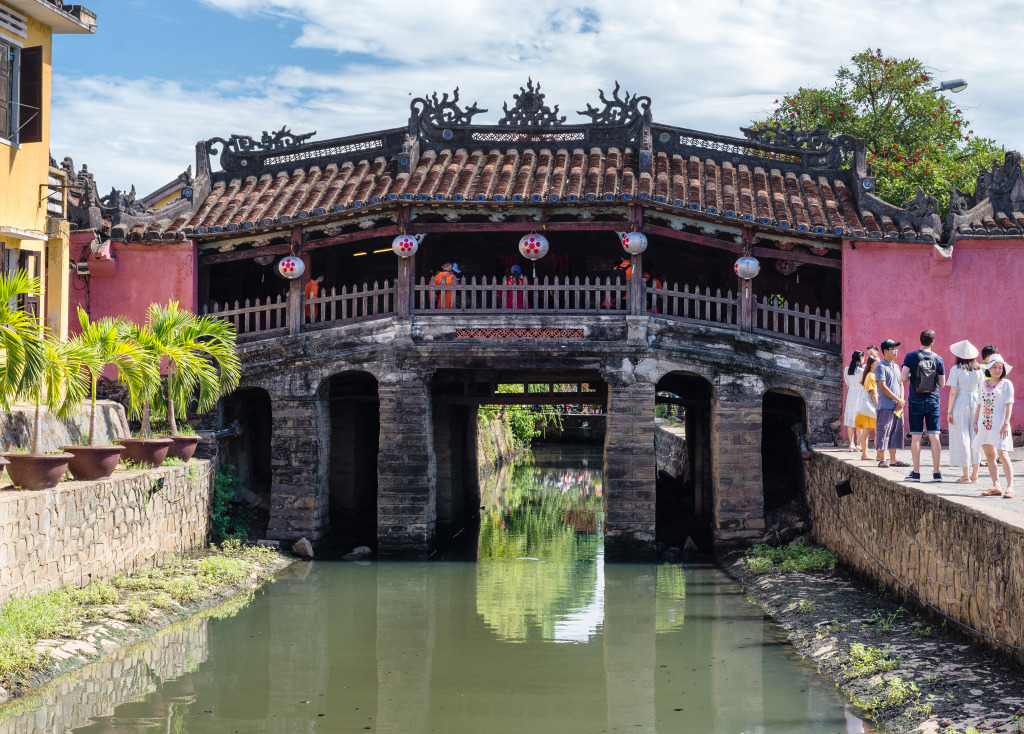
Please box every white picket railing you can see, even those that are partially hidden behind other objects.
[645,283,739,328]
[306,281,394,327]
[754,296,841,346]
[412,275,628,313]
[203,295,287,339]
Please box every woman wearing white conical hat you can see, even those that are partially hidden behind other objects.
[946,340,983,484]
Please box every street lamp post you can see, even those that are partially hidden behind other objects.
[935,78,968,93]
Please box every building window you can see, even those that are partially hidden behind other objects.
[0,41,42,145]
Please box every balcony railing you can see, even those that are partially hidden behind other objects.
[204,276,840,349]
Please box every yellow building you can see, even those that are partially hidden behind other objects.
[0,1,95,338]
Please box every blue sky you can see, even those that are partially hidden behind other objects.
[51,0,1024,195]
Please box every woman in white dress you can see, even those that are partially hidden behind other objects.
[843,350,865,451]
[946,340,983,483]
[973,355,1014,498]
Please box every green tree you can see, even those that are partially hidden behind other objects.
[0,272,46,410]
[70,308,156,446]
[754,49,1004,207]
[128,302,240,436]
[20,336,90,455]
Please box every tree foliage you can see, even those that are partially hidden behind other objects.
[754,49,1005,208]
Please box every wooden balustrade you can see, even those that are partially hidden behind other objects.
[306,281,394,327]
[203,277,840,351]
[645,282,738,327]
[753,296,841,345]
[202,295,288,339]
[412,275,628,313]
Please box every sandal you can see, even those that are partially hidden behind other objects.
[980,487,1003,497]
[1004,489,1015,498]
[891,460,911,468]
[955,477,973,484]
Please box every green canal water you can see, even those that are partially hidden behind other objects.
[4,446,873,733]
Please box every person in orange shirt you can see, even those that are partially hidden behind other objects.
[643,272,664,313]
[433,262,460,309]
[304,275,323,320]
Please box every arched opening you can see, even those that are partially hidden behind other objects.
[654,372,714,552]
[761,389,808,533]
[219,387,273,538]
[326,371,380,550]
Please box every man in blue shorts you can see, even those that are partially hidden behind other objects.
[901,329,946,481]
[874,339,909,468]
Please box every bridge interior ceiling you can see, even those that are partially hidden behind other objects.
[432,369,608,406]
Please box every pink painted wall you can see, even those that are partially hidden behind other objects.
[842,238,1024,430]
[68,234,198,335]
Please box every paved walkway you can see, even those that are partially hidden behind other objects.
[815,445,1024,531]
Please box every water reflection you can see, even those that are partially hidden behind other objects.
[1,446,873,733]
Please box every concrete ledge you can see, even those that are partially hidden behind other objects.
[0,461,213,604]
[804,449,1024,666]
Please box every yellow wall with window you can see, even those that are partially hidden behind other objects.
[0,10,62,334]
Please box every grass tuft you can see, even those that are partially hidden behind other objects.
[744,540,838,574]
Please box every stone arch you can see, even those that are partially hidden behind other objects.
[220,386,273,538]
[761,387,809,516]
[654,370,716,552]
[322,370,381,551]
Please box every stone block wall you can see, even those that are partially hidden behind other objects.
[655,420,687,480]
[805,451,1024,666]
[604,382,657,560]
[267,394,330,543]
[711,394,765,547]
[0,462,213,604]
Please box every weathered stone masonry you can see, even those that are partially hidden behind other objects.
[804,450,1024,666]
[267,393,330,543]
[0,462,213,604]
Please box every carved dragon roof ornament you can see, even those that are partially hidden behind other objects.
[577,82,651,127]
[498,78,565,127]
[206,126,317,171]
[410,87,487,128]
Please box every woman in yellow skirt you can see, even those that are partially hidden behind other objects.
[856,354,880,461]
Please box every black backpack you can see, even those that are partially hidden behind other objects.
[915,351,938,393]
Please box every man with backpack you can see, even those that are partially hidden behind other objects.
[901,329,946,481]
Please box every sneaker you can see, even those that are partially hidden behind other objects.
[905,471,921,481]
[933,473,943,482]
[877,461,889,468]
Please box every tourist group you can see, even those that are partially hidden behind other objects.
[843,331,1014,498]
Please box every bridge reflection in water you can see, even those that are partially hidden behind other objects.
[2,447,870,734]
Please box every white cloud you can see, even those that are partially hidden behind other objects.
[53,0,1024,194]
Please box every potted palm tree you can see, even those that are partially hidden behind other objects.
[116,320,173,467]
[61,309,155,480]
[0,272,46,479]
[2,335,89,489]
[148,301,240,460]
[120,301,239,463]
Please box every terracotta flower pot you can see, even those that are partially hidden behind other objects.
[62,445,126,481]
[116,438,173,467]
[166,435,200,462]
[1,453,74,490]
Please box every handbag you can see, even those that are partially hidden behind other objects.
[856,385,877,420]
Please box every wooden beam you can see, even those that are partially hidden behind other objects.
[199,243,290,266]
[306,224,400,251]
[408,221,625,234]
[642,223,745,254]
[436,392,607,406]
[751,246,841,270]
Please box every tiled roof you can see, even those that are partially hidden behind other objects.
[125,147,867,242]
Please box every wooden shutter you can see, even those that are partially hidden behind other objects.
[18,250,41,319]
[19,46,42,144]
[0,42,10,140]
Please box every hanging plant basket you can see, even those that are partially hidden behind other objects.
[62,445,126,481]
[116,438,173,467]
[1,453,74,490]
[166,435,200,462]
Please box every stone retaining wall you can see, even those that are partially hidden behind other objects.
[655,420,686,479]
[0,462,213,604]
[804,451,1024,666]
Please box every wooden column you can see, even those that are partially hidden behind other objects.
[628,252,645,316]
[288,226,304,336]
[739,276,753,332]
[395,253,413,317]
